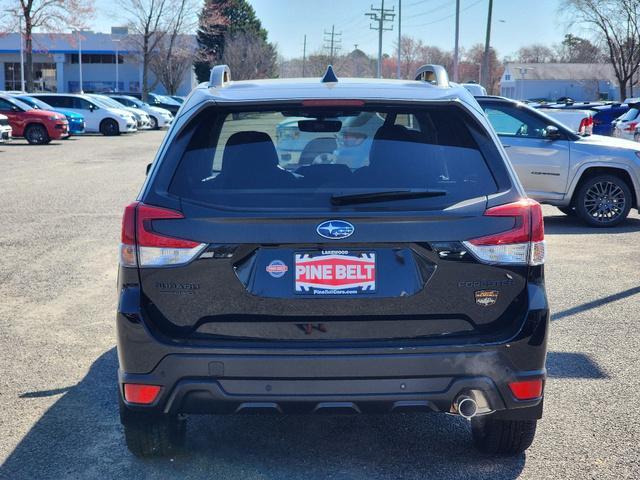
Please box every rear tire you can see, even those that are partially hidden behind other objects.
[100,118,120,136]
[119,399,186,457]
[471,415,537,455]
[24,124,49,145]
[574,174,632,227]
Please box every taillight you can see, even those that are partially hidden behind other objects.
[119,202,206,268]
[508,379,543,400]
[123,383,161,404]
[624,121,638,132]
[463,199,545,265]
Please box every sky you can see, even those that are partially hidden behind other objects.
[92,0,578,60]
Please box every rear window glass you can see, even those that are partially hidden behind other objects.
[619,108,639,121]
[167,105,501,211]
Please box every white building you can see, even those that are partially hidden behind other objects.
[0,29,196,95]
[500,63,621,102]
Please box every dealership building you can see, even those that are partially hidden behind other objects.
[0,29,196,95]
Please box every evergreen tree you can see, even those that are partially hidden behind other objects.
[195,0,272,82]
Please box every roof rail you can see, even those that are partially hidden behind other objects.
[209,65,231,88]
[414,64,449,87]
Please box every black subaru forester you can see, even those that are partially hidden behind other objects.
[117,65,548,457]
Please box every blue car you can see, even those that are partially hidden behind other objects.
[14,95,85,135]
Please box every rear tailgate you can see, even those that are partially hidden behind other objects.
[139,201,528,342]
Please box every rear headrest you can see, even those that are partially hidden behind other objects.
[373,124,411,142]
[222,131,279,172]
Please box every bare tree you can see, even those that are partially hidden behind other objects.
[117,0,170,99]
[564,0,640,99]
[2,0,94,91]
[516,44,557,63]
[221,31,277,80]
[148,0,198,94]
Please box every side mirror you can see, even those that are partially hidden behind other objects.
[88,104,95,111]
[544,125,562,140]
[11,105,20,112]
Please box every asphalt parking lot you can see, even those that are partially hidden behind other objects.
[1,132,639,479]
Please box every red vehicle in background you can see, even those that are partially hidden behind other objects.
[0,94,68,145]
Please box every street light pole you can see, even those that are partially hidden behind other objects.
[113,38,120,92]
[19,15,25,91]
[78,31,83,93]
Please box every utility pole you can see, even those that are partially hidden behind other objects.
[453,0,460,82]
[482,0,494,90]
[302,35,307,77]
[397,0,401,79]
[366,0,395,78]
[323,25,342,64]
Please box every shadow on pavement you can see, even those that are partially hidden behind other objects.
[1,348,527,480]
[543,214,640,235]
[551,286,640,321]
[546,351,609,379]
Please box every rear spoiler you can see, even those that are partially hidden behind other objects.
[414,65,449,87]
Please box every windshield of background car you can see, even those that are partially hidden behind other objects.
[166,105,504,211]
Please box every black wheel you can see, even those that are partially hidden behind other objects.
[558,206,576,216]
[119,399,186,457]
[24,124,49,145]
[100,118,120,136]
[574,174,632,227]
[471,415,537,455]
[149,116,159,130]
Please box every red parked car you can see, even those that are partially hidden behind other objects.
[0,94,68,144]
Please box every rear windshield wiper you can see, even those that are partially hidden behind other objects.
[330,189,447,206]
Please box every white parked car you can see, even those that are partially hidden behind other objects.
[88,94,152,130]
[30,93,137,136]
[0,113,12,142]
[612,105,640,141]
[538,108,593,135]
[107,94,173,130]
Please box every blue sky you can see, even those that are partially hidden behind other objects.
[93,0,576,59]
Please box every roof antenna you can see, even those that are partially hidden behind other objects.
[321,65,338,83]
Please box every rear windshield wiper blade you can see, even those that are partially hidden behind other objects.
[330,189,447,206]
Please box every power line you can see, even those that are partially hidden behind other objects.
[366,0,396,78]
[402,0,452,20]
[403,0,483,28]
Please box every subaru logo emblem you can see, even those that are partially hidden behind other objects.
[316,220,355,239]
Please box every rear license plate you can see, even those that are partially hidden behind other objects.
[294,250,376,296]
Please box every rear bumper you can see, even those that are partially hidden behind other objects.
[117,283,549,419]
[119,352,545,417]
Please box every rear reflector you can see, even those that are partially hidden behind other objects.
[508,379,543,400]
[463,199,546,266]
[123,384,161,405]
[119,202,206,268]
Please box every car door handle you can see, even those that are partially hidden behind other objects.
[502,144,511,148]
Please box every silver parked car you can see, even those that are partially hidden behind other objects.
[478,96,640,226]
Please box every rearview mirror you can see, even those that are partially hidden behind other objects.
[544,125,562,140]
[298,119,342,133]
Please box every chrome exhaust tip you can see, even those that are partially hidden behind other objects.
[456,396,478,420]
[451,390,494,419]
